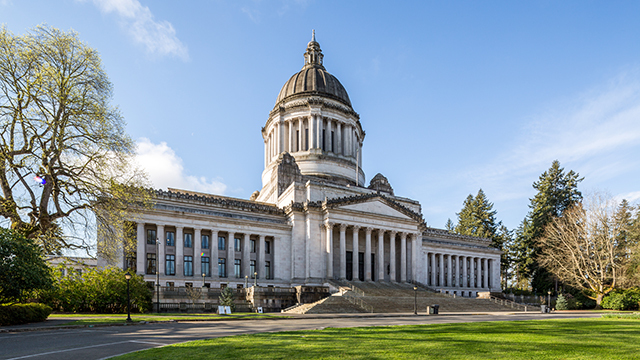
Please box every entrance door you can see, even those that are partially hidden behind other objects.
[346,251,353,281]
[358,252,365,281]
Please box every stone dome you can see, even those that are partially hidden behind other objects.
[275,32,352,108]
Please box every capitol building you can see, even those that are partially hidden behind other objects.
[104,33,501,298]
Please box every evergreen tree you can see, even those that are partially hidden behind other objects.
[521,160,583,293]
[454,189,499,240]
[219,286,236,312]
[445,218,455,232]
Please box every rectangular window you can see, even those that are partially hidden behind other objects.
[234,238,241,252]
[331,131,335,152]
[296,130,300,151]
[250,239,256,253]
[184,233,193,248]
[165,255,175,276]
[146,229,156,244]
[322,129,326,151]
[265,240,271,254]
[218,236,226,250]
[234,259,241,278]
[305,128,309,150]
[265,261,271,280]
[202,256,210,277]
[146,253,156,274]
[250,260,256,278]
[166,281,174,290]
[184,255,193,276]
[218,258,227,278]
[201,235,210,249]
[166,231,175,247]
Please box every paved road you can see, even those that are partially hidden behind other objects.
[0,312,602,360]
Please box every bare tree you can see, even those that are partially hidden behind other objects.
[0,25,151,255]
[538,193,628,307]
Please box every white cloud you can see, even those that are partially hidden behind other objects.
[135,138,226,194]
[87,0,189,60]
[465,68,640,202]
[616,191,640,204]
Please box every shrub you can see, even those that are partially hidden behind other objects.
[555,294,569,310]
[0,303,52,326]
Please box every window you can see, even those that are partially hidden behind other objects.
[202,235,210,249]
[322,129,326,150]
[146,229,156,244]
[305,128,309,150]
[265,240,271,254]
[184,233,193,248]
[166,231,175,246]
[234,238,241,252]
[165,255,175,275]
[331,131,335,152]
[218,236,226,250]
[265,261,271,280]
[250,239,256,253]
[250,260,256,278]
[184,256,193,276]
[185,282,193,288]
[234,259,241,278]
[146,253,156,274]
[218,258,227,277]
[166,281,174,290]
[202,256,210,277]
[296,130,300,151]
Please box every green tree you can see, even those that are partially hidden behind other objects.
[219,286,236,312]
[445,218,455,232]
[0,25,150,255]
[0,228,52,302]
[454,189,499,240]
[520,160,583,293]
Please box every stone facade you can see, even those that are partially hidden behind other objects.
[100,32,501,298]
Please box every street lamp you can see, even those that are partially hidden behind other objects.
[155,239,160,314]
[254,271,257,288]
[125,271,132,322]
[548,290,552,311]
[245,275,248,289]
[202,272,206,287]
[413,286,418,315]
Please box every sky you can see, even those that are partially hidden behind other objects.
[2,0,640,233]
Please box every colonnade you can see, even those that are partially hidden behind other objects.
[135,223,275,283]
[264,115,362,165]
[324,222,420,283]
[426,252,494,291]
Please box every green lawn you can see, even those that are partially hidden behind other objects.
[113,318,640,359]
[48,313,286,326]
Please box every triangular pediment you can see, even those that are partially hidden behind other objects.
[335,198,413,220]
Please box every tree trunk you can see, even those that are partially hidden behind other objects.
[595,293,604,309]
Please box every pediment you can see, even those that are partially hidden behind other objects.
[335,198,413,220]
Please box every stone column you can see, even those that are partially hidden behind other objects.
[454,255,459,287]
[377,230,384,282]
[258,235,266,279]
[339,224,347,280]
[400,232,407,283]
[176,226,184,277]
[136,222,145,274]
[327,119,333,152]
[461,256,467,288]
[365,228,372,281]
[447,254,452,288]
[438,254,444,287]
[309,115,315,149]
[430,252,436,286]
[264,140,268,167]
[298,118,303,152]
[288,120,293,152]
[336,122,342,155]
[279,119,285,154]
[243,234,250,278]
[476,258,481,289]
[194,228,202,277]
[411,233,420,282]
[344,124,350,156]
[316,116,322,150]
[227,232,235,279]
[211,230,219,277]
[325,222,334,279]
[352,226,360,281]
[389,231,397,282]
[469,257,475,288]
[157,225,165,276]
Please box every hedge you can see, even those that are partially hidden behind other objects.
[0,303,52,326]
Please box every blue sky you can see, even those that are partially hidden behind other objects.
[2,0,640,232]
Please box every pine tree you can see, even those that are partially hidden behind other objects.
[521,160,583,293]
[445,218,455,232]
[219,286,236,312]
[454,189,499,240]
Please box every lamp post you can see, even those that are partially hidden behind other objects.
[245,275,248,289]
[155,239,160,314]
[125,271,132,322]
[413,286,418,315]
[548,290,552,311]
[202,272,206,287]
[254,271,257,288]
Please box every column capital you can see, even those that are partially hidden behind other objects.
[399,232,407,239]
[389,230,397,237]
[324,221,334,229]
[339,223,348,231]
[352,225,361,231]
[365,227,373,235]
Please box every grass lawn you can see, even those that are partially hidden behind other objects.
[48,313,287,326]
[113,318,640,359]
